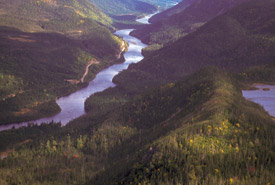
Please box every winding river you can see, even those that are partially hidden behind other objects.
[0,12,155,132]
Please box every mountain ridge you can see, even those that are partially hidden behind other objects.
[121,0,275,88]
[0,1,274,184]
[1,68,274,185]
[131,0,250,44]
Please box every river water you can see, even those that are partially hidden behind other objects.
[0,13,155,132]
[242,85,275,117]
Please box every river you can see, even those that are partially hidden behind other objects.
[242,84,275,117]
[0,12,156,132]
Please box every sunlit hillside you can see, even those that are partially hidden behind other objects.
[0,0,122,124]
[0,0,274,184]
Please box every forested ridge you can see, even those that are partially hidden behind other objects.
[131,0,250,45]
[0,68,274,184]
[89,0,157,16]
[0,0,275,184]
[122,0,275,87]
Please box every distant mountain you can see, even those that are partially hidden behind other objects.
[0,1,275,184]
[117,0,275,88]
[149,0,196,23]
[131,0,250,44]
[0,0,122,124]
[140,0,181,10]
[89,0,157,16]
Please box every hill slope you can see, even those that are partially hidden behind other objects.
[0,0,122,124]
[131,0,250,44]
[148,0,196,23]
[0,1,274,184]
[89,0,157,16]
[140,0,181,10]
[0,0,114,34]
[0,68,274,184]
[120,0,275,89]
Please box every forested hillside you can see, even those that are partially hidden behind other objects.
[131,0,250,44]
[0,0,122,124]
[140,0,181,10]
[148,0,196,23]
[0,0,274,184]
[121,0,275,88]
[0,0,113,33]
[84,0,275,128]
[0,68,274,184]
[89,0,157,16]
[90,0,181,17]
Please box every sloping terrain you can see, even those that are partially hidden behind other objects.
[92,68,275,184]
[0,0,113,34]
[148,0,196,23]
[141,0,181,10]
[83,0,275,129]
[0,1,274,184]
[0,68,274,185]
[119,0,275,89]
[131,0,250,44]
[89,0,157,16]
[0,0,122,124]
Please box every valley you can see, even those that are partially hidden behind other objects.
[0,14,151,131]
[0,0,125,125]
[0,0,274,184]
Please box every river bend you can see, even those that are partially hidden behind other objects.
[0,15,152,131]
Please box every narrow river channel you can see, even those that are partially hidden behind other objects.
[0,12,156,132]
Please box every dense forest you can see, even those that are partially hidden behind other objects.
[0,0,275,184]
[90,0,181,17]
[131,0,250,44]
[0,0,124,124]
[1,68,274,184]
[122,0,275,86]
[89,0,157,16]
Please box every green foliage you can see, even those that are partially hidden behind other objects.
[109,69,275,185]
[238,62,275,84]
[89,0,157,16]
[140,0,181,10]
[132,0,250,44]
[85,87,129,114]
[0,122,62,151]
[0,68,274,185]
[0,0,122,124]
[126,0,275,88]
[0,1,275,184]
[0,0,113,33]
[148,0,195,23]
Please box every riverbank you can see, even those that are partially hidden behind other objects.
[0,41,126,126]
[0,12,157,131]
